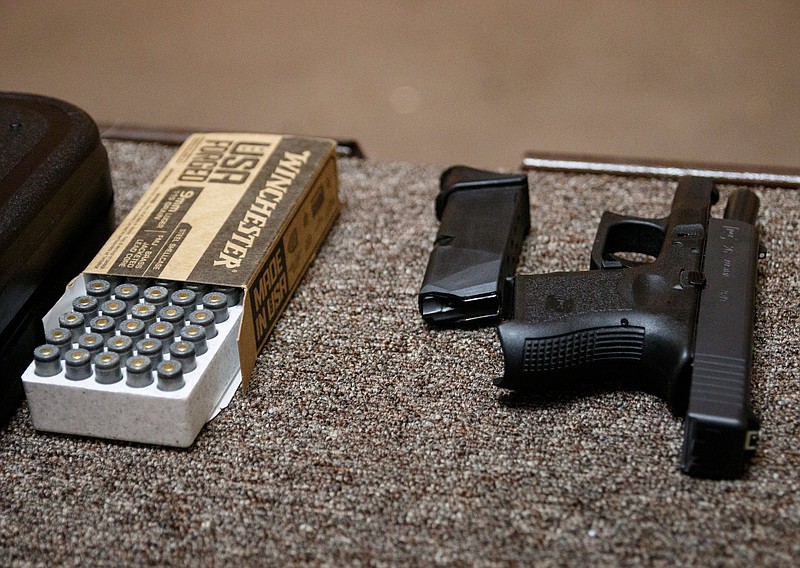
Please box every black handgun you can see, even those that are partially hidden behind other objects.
[496,177,762,479]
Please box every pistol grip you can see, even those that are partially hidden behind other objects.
[497,269,695,412]
[590,211,668,270]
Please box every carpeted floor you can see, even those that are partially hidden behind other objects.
[1,140,798,566]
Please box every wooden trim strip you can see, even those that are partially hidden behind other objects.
[99,124,366,158]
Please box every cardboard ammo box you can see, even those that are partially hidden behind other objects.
[23,132,339,446]
[88,132,340,387]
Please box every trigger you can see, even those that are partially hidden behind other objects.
[600,256,624,269]
[591,213,667,270]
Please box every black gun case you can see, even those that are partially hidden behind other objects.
[0,92,114,421]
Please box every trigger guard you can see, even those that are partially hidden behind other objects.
[590,212,667,270]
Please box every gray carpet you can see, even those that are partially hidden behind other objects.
[1,140,798,566]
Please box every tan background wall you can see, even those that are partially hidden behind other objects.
[1,1,798,170]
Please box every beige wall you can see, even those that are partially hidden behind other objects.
[2,1,798,170]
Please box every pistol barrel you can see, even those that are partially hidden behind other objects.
[724,189,760,225]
